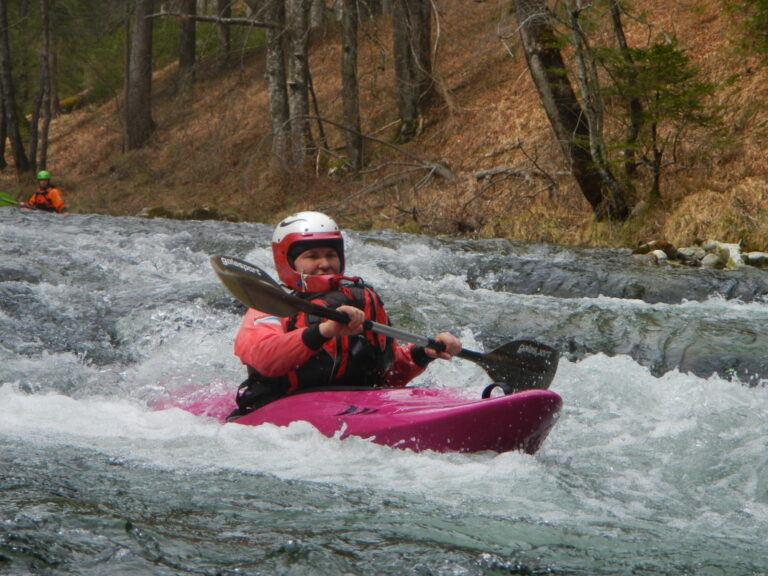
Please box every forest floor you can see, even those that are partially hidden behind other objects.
[3,0,768,251]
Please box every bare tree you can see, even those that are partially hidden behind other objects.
[341,0,362,170]
[609,0,643,178]
[0,0,31,172]
[286,0,313,165]
[216,0,231,64]
[564,0,627,215]
[510,0,628,220]
[0,95,6,169]
[244,0,262,18]
[391,0,432,143]
[265,0,290,162]
[310,0,325,28]
[178,0,196,87]
[29,0,53,170]
[124,0,155,150]
[361,0,384,18]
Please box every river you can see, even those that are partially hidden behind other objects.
[1,209,766,575]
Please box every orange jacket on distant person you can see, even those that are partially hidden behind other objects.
[27,186,66,213]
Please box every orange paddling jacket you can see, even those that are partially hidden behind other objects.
[28,185,66,213]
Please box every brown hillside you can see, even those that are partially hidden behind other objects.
[5,0,768,249]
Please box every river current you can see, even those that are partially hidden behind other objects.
[1,209,766,575]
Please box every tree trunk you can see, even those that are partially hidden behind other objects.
[0,95,7,170]
[29,0,53,170]
[29,40,42,168]
[566,1,627,213]
[48,44,59,115]
[649,122,662,202]
[16,0,32,107]
[362,0,382,18]
[178,0,196,88]
[286,0,313,165]
[39,67,52,169]
[511,0,628,220]
[124,0,155,151]
[216,0,231,65]
[341,0,362,170]
[609,0,643,178]
[391,0,432,143]
[265,0,290,162]
[310,0,325,28]
[0,0,31,172]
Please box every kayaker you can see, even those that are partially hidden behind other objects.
[23,170,67,213]
[229,211,462,419]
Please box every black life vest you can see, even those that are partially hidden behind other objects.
[232,281,395,417]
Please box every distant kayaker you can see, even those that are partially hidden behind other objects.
[22,170,67,213]
[229,211,462,419]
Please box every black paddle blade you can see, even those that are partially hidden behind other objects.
[461,340,559,391]
[210,255,349,321]
[210,255,301,317]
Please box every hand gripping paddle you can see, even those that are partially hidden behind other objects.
[210,255,559,391]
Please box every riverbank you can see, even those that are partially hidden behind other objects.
[3,0,768,250]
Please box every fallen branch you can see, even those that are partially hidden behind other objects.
[463,162,557,212]
[150,10,278,28]
[475,166,531,181]
[303,115,458,181]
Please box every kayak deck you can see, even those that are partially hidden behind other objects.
[180,387,562,455]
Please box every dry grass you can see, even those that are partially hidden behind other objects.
[4,0,768,250]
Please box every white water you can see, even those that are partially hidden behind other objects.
[1,210,767,575]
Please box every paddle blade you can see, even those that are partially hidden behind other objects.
[0,191,19,206]
[465,340,559,391]
[210,255,300,317]
[209,255,349,322]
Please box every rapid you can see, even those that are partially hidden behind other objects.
[1,209,767,576]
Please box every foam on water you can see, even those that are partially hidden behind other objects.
[2,211,768,575]
[3,351,766,537]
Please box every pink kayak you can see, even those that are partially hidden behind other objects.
[179,387,562,454]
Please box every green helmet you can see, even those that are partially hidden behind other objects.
[36,170,51,180]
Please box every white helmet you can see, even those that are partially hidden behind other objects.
[271,211,345,291]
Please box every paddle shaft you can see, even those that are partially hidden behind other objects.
[299,301,448,352]
[354,317,544,366]
[290,299,556,386]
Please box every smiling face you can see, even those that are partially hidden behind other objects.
[293,246,341,276]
